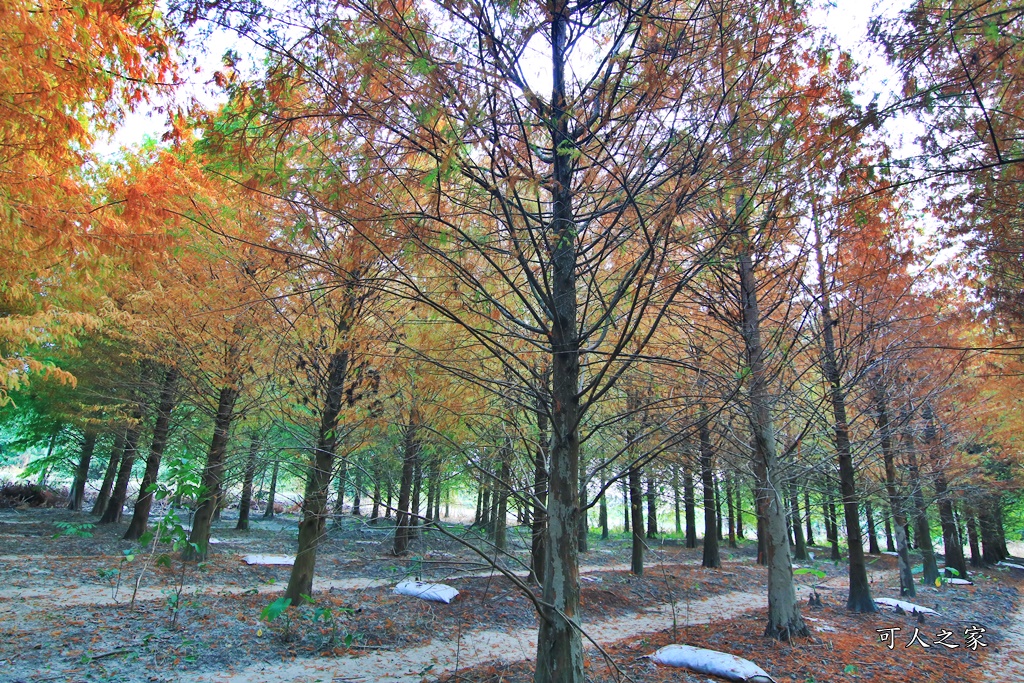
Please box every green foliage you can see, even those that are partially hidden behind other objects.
[52,521,95,538]
[261,596,292,622]
[793,567,827,580]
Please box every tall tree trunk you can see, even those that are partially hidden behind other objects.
[393,409,421,555]
[423,457,435,524]
[673,465,682,535]
[370,466,381,524]
[812,228,875,612]
[495,449,511,553]
[235,432,260,531]
[92,432,125,516]
[334,457,348,518]
[790,486,807,561]
[715,473,724,542]
[737,227,806,639]
[628,464,644,575]
[285,349,350,602]
[875,381,915,597]
[826,495,841,561]
[263,459,279,518]
[922,407,967,578]
[803,488,813,545]
[995,505,1010,559]
[726,472,736,548]
[598,481,609,540]
[756,492,768,566]
[100,421,142,525]
[125,367,179,540]
[645,474,658,539]
[979,496,1006,565]
[184,385,239,561]
[351,464,363,517]
[577,456,588,552]
[622,478,630,533]
[966,506,982,567]
[683,466,697,548]
[473,483,483,526]
[410,450,423,537]
[480,483,492,533]
[700,419,720,569]
[884,513,896,553]
[865,499,880,555]
[735,481,744,539]
[69,429,98,512]
[531,383,549,583]
[906,436,940,586]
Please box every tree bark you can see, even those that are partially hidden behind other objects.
[726,472,737,548]
[125,367,179,540]
[184,385,239,561]
[700,418,720,569]
[884,513,896,553]
[393,409,421,555]
[812,228,875,612]
[803,488,813,545]
[826,494,841,561]
[875,381,915,597]
[263,459,279,518]
[906,435,940,585]
[534,13,584,674]
[628,464,644,575]
[865,499,880,554]
[100,422,142,525]
[236,432,260,531]
[645,474,658,539]
[979,496,1006,565]
[737,226,806,639]
[410,448,423,538]
[69,429,98,512]
[672,465,682,536]
[790,486,807,561]
[923,407,967,578]
[683,466,697,548]
[577,456,588,552]
[531,381,549,582]
[285,349,351,602]
[966,506,982,567]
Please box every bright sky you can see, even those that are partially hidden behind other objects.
[100,1,914,157]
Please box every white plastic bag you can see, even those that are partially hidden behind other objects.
[242,554,295,566]
[648,644,775,682]
[394,580,460,604]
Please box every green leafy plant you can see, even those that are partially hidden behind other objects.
[97,549,135,601]
[53,521,95,539]
[261,597,294,641]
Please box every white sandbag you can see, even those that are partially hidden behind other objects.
[394,580,459,604]
[997,561,1024,570]
[948,578,973,585]
[874,597,939,615]
[242,554,295,566]
[648,644,775,682]
[882,551,899,556]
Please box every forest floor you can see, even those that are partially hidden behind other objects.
[1,506,1022,683]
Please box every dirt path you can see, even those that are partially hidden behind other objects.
[200,589,770,683]
[982,594,1024,682]
[0,576,388,607]
[0,558,701,608]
